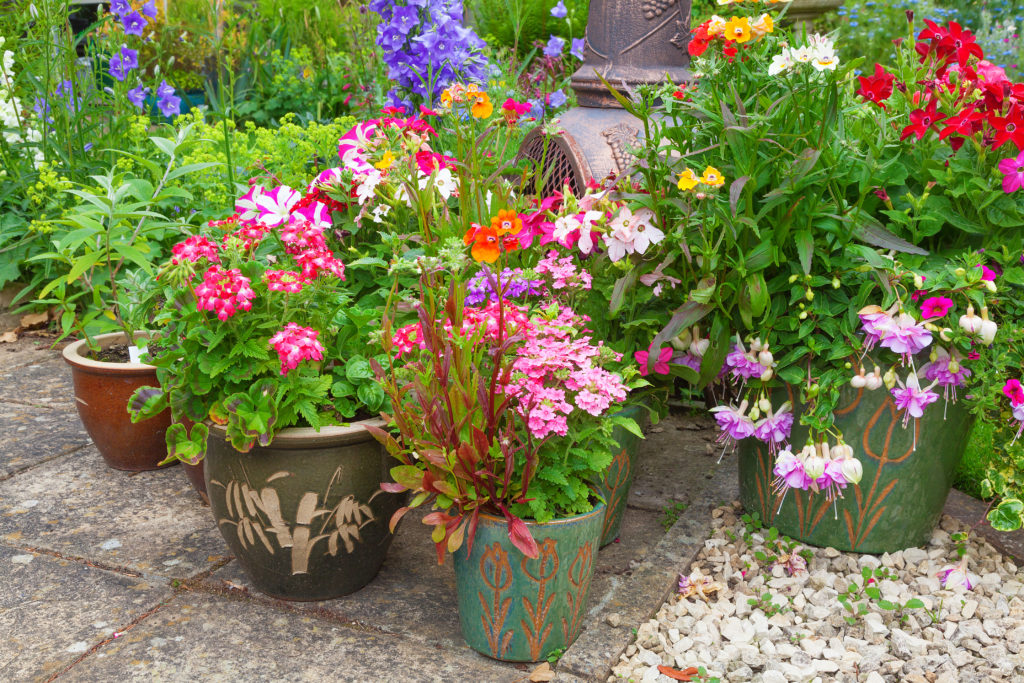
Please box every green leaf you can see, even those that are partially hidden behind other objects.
[904,598,925,609]
[610,270,638,314]
[794,230,813,275]
[877,600,896,610]
[987,498,1024,532]
[356,381,386,411]
[345,356,374,382]
[128,386,167,422]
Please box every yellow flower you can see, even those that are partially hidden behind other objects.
[724,16,752,43]
[374,150,395,170]
[700,166,725,187]
[751,13,774,37]
[677,168,699,191]
[471,92,493,119]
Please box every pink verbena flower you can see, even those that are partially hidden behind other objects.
[225,222,270,251]
[567,366,628,416]
[269,323,324,375]
[194,266,256,321]
[264,270,305,294]
[295,249,346,280]
[920,296,954,319]
[535,250,592,290]
[279,220,327,254]
[171,235,220,264]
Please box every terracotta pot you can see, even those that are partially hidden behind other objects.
[739,385,973,553]
[453,502,605,662]
[205,420,404,601]
[62,332,174,471]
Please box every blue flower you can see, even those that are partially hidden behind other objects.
[121,11,147,37]
[141,0,157,18]
[127,83,149,109]
[551,0,567,19]
[108,0,132,17]
[156,80,180,117]
[570,37,585,59]
[548,89,567,109]
[543,35,565,58]
[392,5,419,34]
[108,45,138,82]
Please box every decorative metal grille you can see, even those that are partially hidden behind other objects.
[518,135,583,199]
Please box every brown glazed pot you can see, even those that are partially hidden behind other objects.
[62,332,174,471]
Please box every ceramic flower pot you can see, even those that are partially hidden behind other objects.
[595,402,647,546]
[62,332,174,471]
[453,502,605,662]
[738,385,973,553]
[204,420,404,601]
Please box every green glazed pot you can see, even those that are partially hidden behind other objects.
[595,403,646,546]
[739,385,974,553]
[453,502,605,662]
[205,420,404,601]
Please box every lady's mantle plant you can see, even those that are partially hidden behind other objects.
[128,176,389,463]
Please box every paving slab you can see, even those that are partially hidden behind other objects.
[0,403,90,480]
[945,488,1024,563]
[60,591,535,683]
[0,337,61,373]
[0,544,171,682]
[0,446,227,579]
[629,415,721,512]
[0,357,75,409]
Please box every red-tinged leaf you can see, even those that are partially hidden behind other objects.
[422,511,455,527]
[379,482,407,493]
[507,515,539,558]
[464,508,480,557]
[658,666,699,681]
[388,507,410,533]
[446,518,466,553]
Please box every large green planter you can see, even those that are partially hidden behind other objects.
[739,385,973,553]
[453,502,605,662]
[205,420,404,601]
[596,403,646,546]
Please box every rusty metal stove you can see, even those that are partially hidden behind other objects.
[518,0,692,196]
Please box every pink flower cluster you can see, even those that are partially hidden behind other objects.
[269,323,325,375]
[171,235,220,265]
[391,302,533,357]
[1003,379,1024,445]
[772,442,862,502]
[535,250,593,290]
[859,305,933,363]
[195,266,256,321]
[264,270,305,294]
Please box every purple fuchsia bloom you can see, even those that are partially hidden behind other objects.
[108,46,138,82]
[543,35,566,58]
[772,449,811,493]
[127,84,149,110]
[710,401,756,457]
[858,306,895,351]
[156,81,181,117]
[570,38,585,59]
[725,343,764,380]
[891,374,940,428]
[121,10,147,36]
[879,312,933,362]
[921,348,971,406]
[937,559,976,590]
[999,150,1024,194]
[673,352,702,373]
[753,402,794,453]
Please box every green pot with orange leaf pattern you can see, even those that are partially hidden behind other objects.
[738,384,973,553]
[452,502,605,662]
[595,402,647,546]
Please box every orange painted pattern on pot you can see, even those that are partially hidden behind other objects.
[520,538,559,661]
[561,540,595,643]
[478,542,514,658]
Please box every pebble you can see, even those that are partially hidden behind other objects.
[613,508,1024,682]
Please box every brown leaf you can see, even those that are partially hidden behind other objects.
[658,666,700,681]
[0,331,17,344]
[528,662,555,682]
[19,312,48,329]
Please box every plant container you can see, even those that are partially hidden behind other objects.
[453,502,605,661]
[595,402,647,546]
[62,331,173,471]
[204,420,403,601]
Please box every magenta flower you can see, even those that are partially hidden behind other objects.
[859,308,894,351]
[725,343,764,380]
[253,185,301,227]
[269,323,325,375]
[920,296,953,319]
[772,450,810,491]
[171,235,220,265]
[235,185,265,223]
[753,403,794,453]
[635,346,672,376]
[1003,379,1024,406]
[891,379,939,426]
[264,270,306,294]
[976,264,998,281]
[879,312,932,361]
[194,266,256,321]
[999,150,1024,194]
[710,404,755,441]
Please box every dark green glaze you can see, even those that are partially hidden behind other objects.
[453,503,605,662]
[205,421,403,601]
[595,403,646,546]
[738,385,974,553]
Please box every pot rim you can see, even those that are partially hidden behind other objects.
[62,331,158,373]
[474,500,607,528]
[207,417,387,450]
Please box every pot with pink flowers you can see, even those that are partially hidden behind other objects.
[126,178,406,600]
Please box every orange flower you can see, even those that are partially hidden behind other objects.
[490,209,522,235]
[471,91,493,119]
[464,224,518,263]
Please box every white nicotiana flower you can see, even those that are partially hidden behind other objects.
[812,44,840,71]
[355,170,383,205]
[370,203,391,224]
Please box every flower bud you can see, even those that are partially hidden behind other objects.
[980,319,998,345]
[799,311,808,320]
[691,338,710,356]
[840,457,863,485]
[832,443,853,460]
[671,329,692,351]
[832,277,841,289]
[913,274,924,289]
[948,359,960,373]
[954,267,966,277]
[805,289,814,302]
[865,374,883,390]
[960,305,982,334]
[758,397,772,413]
[804,455,826,481]
[759,349,774,367]
[883,367,897,390]
[760,368,774,382]
[844,362,852,369]
[748,405,761,421]
[750,337,762,352]
[939,327,952,342]
[986,280,997,293]
[929,348,939,362]
[851,374,866,388]
[789,274,799,283]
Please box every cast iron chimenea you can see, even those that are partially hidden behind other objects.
[518,0,692,195]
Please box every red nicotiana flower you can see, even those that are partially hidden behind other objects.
[940,21,983,67]
[688,21,712,57]
[856,63,896,109]
[901,100,947,141]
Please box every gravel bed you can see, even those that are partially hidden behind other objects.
[610,502,1024,682]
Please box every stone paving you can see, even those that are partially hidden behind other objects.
[0,337,736,682]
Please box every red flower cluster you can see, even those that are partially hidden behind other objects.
[688,20,738,61]
[856,64,895,110]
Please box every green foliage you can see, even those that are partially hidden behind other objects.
[659,501,689,531]
[837,565,927,626]
[469,0,588,55]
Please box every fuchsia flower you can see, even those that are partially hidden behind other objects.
[171,235,220,264]
[891,375,940,427]
[937,559,976,590]
[269,323,324,375]
[859,307,895,351]
[920,296,954,319]
[879,312,933,362]
[999,150,1024,194]
[725,344,764,380]
[753,402,794,452]
[710,403,756,442]
[772,449,810,491]
[634,347,672,376]
[194,266,256,321]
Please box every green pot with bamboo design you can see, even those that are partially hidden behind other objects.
[205,420,404,601]
[595,402,647,546]
[452,502,605,662]
[738,385,973,553]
